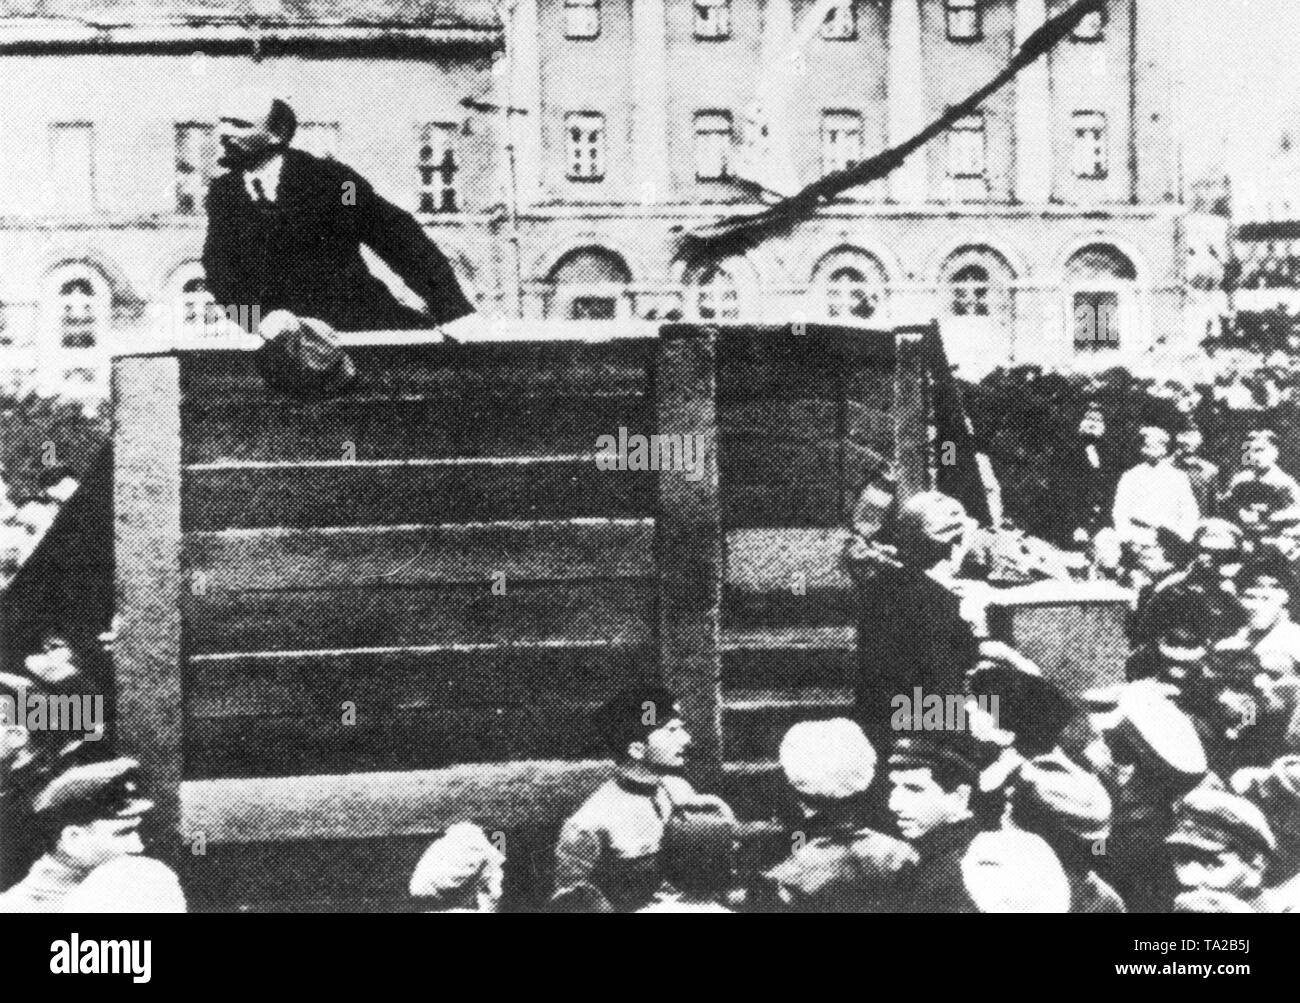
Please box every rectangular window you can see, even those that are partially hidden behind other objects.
[1073,9,1105,42]
[297,121,341,160]
[821,111,864,176]
[565,0,600,39]
[946,0,982,41]
[174,123,215,215]
[947,114,986,179]
[821,2,857,40]
[1072,111,1108,179]
[47,123,95,212]
[695,0,732,39]
[418,123,460,213]
[694,111,733,181]
[565,112,607,181]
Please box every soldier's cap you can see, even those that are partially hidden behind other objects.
[1194,518,1244,552]
[1109,681,1208,779]
[1237,552,1299,594]
[888,735,984,785]
[967,660,1076,745]
[408,822,504,901]
[1015,750,1113,843]
[1232,755,1300,813]
[779,718,876,802]
[1167,787,1276,859]
[32,757,154,828]
[599,683,682,756]
[960,830,1070,914]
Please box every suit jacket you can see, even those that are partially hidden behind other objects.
[202,148,474,333]
[891,817,982,913]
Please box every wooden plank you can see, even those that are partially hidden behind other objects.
[112,355,185,835]
[719,437,843,528]
[655,327,724,781]
[723,587,858,630]
[184,702,613,779]
[845,401,896,451]
[179,340,655,402]
[714,326,858,404]
[183,579,658,655]
[718,399,839,443]
[723,700,856,764]
[180,760,614,843]
[183,520,655,592]
[724,528,853,592]
[186,643,658,719]
[723,483,843,530]
[722,645,858,691]
[892,328,932,500]
[182,393,652,465]
[182,458,655,530]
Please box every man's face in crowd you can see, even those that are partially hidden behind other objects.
[62,815,146,869]
[1240,578,1290,630]
[635,715,692,771]
[1172,845,1263,897]
[1244,438,1279,472]
[888,767,971,841]
[1139,429,1170,465]
[26,641,76,684]
[216,96,284,171]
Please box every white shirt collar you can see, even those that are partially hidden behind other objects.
[243,151,286,202]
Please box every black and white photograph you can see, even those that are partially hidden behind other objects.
[0,0,1291,956]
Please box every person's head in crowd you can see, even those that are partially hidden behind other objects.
[0,670,33,770]
[216,88,297,172]
[1010,751,1112,872]
[1191,519,1244,575]
[600,684,691,776]
[893,491,971,568]
[1077,403,1106,441]
[1237,555,1296,633]
[779,718,876,817]
[1250,650,1300,725]
[1167,788,1275,900]
[960,830,1070,913]
[1173,424,1206,461]
[24,634,80,687]
[1233,755,1300,871]
[1122,523,1173,579]
[658,803,737,906]
[408,821,506,913]
[1136,425,1171,466]
[966,654,1076,758]
[32,757,155,866]
[1086,680,1208,795]
[1153,625,1210,689]
[887,736,980,841]
[1242,429,1281,472]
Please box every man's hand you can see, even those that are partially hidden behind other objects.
[256,309,300,342]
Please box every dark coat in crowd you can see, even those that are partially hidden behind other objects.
[1039,440,1122,547]
[890,817,982,913]
[202,148,474,334]
[763,815,918,913]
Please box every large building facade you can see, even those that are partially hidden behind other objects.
[0,0,1188,400]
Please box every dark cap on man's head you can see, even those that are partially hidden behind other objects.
[32,757,154,830]
[599,683,681,757]
[1167,787,1276,860]
[1238,551,1299,594]
[968,660,1076,751]
[889,734,984,786]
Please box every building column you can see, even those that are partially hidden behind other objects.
[888,0,928,203]
[1014,0,1052,203]
[632,0,671,201]
[505,0,543,205]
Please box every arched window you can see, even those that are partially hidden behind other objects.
[949,263,991,317]
[694,265,739,320]
[811,248,889,322]
[546,247,632,319]
[1065,244,1137,353]
[58,277,100,349]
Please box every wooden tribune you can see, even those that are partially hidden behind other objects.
[110,322,931,907]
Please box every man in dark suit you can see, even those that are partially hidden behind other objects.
[1039,402,1121,549]
[202,91,474,391]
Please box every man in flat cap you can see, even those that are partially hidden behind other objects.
[0,757,184,912]
[1167,787,1276,912]
[1171,422,1220,517]
[1233,755,1300,912]
[552,684,732,912]
[960,829,1071,913]
[202,89,474,396]
[886,734,986,912]
[761,719,917,912]
[1085,681,1208,912]
[1221,429,1300,532]
[1009,750,1125,912]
